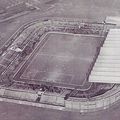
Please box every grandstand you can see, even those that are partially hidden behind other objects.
[0,18,118,112]
[89,28,120,84]
[1,20,113,90]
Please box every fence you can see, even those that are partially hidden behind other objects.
[65,85,120,112]
[0,85,120,112]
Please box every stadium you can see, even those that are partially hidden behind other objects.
[0,18,120,112]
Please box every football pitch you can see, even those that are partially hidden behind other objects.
[14,32,103,89]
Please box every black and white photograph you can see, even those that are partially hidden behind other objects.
[0,0,120,120]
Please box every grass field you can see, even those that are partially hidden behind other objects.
[14,32,103,89]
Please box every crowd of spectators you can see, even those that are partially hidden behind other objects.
[0,20,114,100]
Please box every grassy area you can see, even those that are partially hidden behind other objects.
[19,32,102,89]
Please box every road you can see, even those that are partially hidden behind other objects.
[0,101,120,120]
